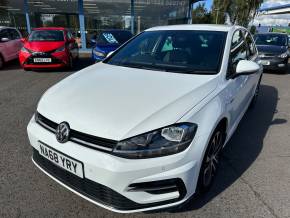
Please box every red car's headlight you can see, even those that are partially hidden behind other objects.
[21,47,31,53]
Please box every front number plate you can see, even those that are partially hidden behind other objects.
[38,142,84,178]
[260,60,270,66]
[34,58,51,63]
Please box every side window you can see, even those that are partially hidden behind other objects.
[10,29,21,40]
[244,31,257,59]
[228,30,247,76]
[231,43,247,64]
[0,29,10,40]
[232,30,243,49]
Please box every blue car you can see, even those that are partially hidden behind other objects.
[91,30,133,62]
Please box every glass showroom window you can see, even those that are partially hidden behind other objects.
[0,0,27,36]
[134,0,189,33]
[84,0,131,48]
[27,0,80,40]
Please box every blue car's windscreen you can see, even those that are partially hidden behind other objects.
[29,30,64,42]
[254,34,287,46]
[104,30,227,74]
[97,31,133,45]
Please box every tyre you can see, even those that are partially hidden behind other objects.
[196,126,225,194]
[0,55,4,69]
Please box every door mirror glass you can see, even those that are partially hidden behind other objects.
[0,37,9,42]
[235,60,259,76]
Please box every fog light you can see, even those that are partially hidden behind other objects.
[278,64,285,67]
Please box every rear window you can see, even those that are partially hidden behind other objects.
[29,30,64,42]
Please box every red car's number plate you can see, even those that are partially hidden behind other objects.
[34,58,51,63]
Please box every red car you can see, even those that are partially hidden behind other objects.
[19,27,78,70]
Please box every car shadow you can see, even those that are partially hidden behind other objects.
[1,59,22,70]
[157,84,283,213]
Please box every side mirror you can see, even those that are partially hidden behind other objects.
[234,60,260,78]
[20,38,26,43]
[90,39,96,45]
[106,51,114,57]
[0,37,9,42]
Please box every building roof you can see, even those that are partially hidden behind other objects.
[145,24,239,32]
[259,3,290,12]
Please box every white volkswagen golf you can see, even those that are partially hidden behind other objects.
[27,25,262,213]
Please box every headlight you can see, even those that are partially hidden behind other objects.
[21,47,31,53]
[278,52,288,58]
[54,46,65,52]
[113,123,197,159]
[93,49,106,57]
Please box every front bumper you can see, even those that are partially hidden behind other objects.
[259,57,288,71]
[27,116,199,213]
[19,51,69,69]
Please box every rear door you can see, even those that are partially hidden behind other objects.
[9,29,23,58]
[10,29,23,58]
[0,29,13,61]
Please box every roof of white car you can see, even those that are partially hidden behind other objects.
[146,24,239,32]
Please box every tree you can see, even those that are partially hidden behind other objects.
[212,0,263,27]
[192,3,212,24]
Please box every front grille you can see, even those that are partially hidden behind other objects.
[36,113,117,152]
[32,148,183,210]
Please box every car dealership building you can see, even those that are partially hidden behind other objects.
[0,0,191,49]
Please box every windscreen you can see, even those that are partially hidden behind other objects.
[29,30,64,42]
[98,31,133,45]
[104,30,227,74]
[255,34,287,46]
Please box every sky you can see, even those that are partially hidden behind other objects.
[194,0,290,26]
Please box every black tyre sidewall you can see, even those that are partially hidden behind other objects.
[0,55,4,69]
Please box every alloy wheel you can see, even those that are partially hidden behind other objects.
[202,131,223,187]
